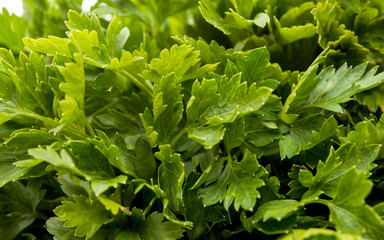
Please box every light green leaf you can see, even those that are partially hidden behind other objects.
[199,0,241,35]
[254,200,302,222]
[0,9,26,53]
[188,125,225,149]
[68,29,109,67]
[279,24,317,44]
[98,195,129,215]
[278,228,365,240]
[54,196,109,239]
[298,169,313,188]
[279,48,328,123]
[58,95,83,125]
[58,56,85,110]
[253,13,270,28]
[28,147,85,177]
[65,10,106,45]
[23,36,71,57]
[199,0,263,35]
[143,44,216,84]
[186,79,219,126]
[374,202,384,218]
[279,2,316,27]
[106,18,130,59]
[236,47,275,85]
[91,175,127,197]
[230,0,257,19]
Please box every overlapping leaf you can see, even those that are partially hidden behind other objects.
[197,150,266,211]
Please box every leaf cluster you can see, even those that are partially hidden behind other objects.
[1,0,384,239]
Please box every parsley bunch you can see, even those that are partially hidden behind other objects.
[1,0,384,239]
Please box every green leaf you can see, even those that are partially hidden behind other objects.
[199,0,264,35]
[54,196,109,239]
[106,18,130,59]
[339,116,384,158]
[327,169,384,239]
[65,10,106,45]
[236,47,275,85]
[132,137,157,180]
[0,130,57,186]
[58,55,85,110]
[68,141,116,179]
[98,195,129,215]
[143,45,216,84]
[150,74,184,144]
[110,134,138,177]
[139,212,184,240]
[205,73,273,124]
[253,13,270,28]
[198,150,266,211]
[0,9,26,53]
[28,146,85,177]
[332,168,372,207]
[129,208,184,240]
[305,143,380,198]
[23,36,71,57]
[155,145,185,212]
[188,125,225,149]
[186,79,219,126]
[279,115,338,159]
[57,174,90,198]
[278,228,365,240]
[224,117,246,151]
[279,2,316,27]
[279,24,317,44]
[115,230,141,240]
[68,29,109,67]
[91,175,127,197]
[254,199,302,222]
[183,172,207,239]
[282,54,384,124]
[46,217,83,240]
[298,169,313,188]
[0,180,45,240]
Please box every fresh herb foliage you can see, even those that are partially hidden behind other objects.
[1,0,384,239]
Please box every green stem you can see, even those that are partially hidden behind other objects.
[118,69,153,97]
[170,127,189,147]
[345,110,356,127]
[90,97,119,117]
[19,108,89,139]
[312,199,330,206]
[83,115,96,138]
[35,211,49,221]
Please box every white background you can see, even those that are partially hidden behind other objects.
[0,0,96,16]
